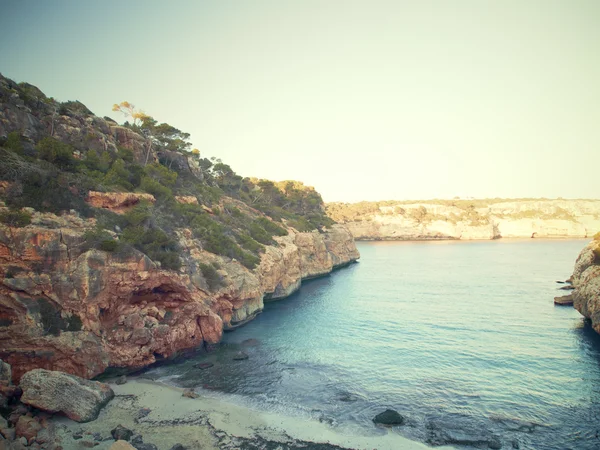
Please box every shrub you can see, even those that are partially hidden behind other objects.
[83,228,119,252]
[5,132,23,154]
[199,263,222,290]
[0,209,32,227]
[140,176,173,199]
[594,232,600,241]
[36,137,77,171]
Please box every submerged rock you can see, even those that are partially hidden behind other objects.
[193,362,214,370]
[115,375,127,385]
[19,369,114,422]
[372,409,405,426]
[232,351,249,361]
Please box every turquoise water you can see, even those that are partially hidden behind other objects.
[149,239,600,449]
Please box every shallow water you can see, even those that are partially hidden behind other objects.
[147,239,600,449]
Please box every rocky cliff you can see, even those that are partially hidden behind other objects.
[0,74,360,383]
[0,204,358,383]
[571,239,600,333]
[327,200,600,240]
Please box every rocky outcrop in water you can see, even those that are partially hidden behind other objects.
[0,208,359,382]
[327,200,600,240]
[571,239,600,332]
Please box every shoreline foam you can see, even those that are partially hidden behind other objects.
[50,378,451,450]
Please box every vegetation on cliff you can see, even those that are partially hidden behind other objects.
[0,74,334,270]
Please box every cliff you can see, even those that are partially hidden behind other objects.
[0,205,358,382]
[327,199,600,240]
[0,75,360,382]
[571,238,600,333]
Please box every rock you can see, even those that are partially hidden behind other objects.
[0,416,14,441]
[512,439,520,449]
[554,294,574,305]
[168,445,186,450]
[20,369,114,422]
[111,425,134,442]
[372,409,405,426]
[133,444,157,450]
[0,360,11,385]
[193,362,214,370]
[8,405,29,425]
[15,416,42,444]
[232,351,249,361]
[110,441,136,450]
[182,388,198,399]
[115,375,127,385]
[85,192,156,214]
[135,408,151,421]
[80,441,99,448]
[488,435,502,449]
[558,285,575,290]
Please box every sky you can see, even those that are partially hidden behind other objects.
[0,1,599,203]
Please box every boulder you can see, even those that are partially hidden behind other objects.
[19,369,114,422]
[110,441,136,450]
[115,375,127,385]
[373,409,405,426]
[0,360,11,386]
[15,416,41,444]
[111,425,133,441]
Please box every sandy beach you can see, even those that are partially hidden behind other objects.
[49,379,451,450]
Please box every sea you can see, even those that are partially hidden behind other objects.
[145,239,600,449]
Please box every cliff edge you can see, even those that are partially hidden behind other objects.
[571,238,600,333]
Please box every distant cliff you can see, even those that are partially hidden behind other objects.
[327,199,600,240]
[571,238,600,333]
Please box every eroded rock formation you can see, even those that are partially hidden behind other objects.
[0,210,359,382]
[571,239,600,332]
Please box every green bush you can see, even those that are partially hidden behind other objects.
[5,132,23,154]
[140,176,173,199]
[0,209,32,227]
[83,228,119,252]
[199,263,222,290]
[36,137,77,171]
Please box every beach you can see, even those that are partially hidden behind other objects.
[50,379,447,450]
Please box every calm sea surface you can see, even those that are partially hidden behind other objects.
[147,239,600,449]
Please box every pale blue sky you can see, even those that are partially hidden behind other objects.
[1,1,598,202]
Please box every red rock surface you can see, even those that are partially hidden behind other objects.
[86,191,156,214]
[0,210,358,383]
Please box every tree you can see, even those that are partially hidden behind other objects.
[112,101,147,126]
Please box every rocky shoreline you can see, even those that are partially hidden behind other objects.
[0,360,439,450]
[567,238,600,332]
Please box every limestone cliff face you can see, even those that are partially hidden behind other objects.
[0,208,359,382]
[571,240,600,333]
[329,200,600,240]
